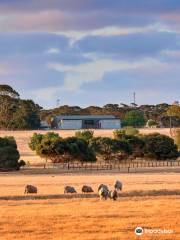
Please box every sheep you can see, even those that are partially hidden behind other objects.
[98,186,109,200]
[98,184,109,192]
[82,185,94,193]
[114,180,123,191]
[64,186,77,194]
[24,185,37,194]
[109,189,118,201]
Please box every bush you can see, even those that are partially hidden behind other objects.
[143,133,179,160]
[75,130,94,143]
[146,119,158,128]
[29,132,96,163]
[89,137,131,161]
[114,127,139,138]
[0,137,21,170]
[64,137,96,162]
[114,130,144,157]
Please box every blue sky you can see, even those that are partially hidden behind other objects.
[0,1,180,108]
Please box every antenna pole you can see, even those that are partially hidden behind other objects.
[133,92,136,105]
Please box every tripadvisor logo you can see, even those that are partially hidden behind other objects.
[135,227,144,236]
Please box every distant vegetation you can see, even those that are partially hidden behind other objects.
[1,85,180,130]
[29,130,179,163]
[0,136,25,170]
[41,102,180,129]
[0,85,41,130]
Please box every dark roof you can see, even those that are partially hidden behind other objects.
[55,115,120,120]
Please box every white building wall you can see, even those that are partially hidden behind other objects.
[59,120,82,129]
[99,119,121,129]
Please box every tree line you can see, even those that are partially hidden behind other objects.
[1,84,180,130]
[42,102,180,129]
[29,130,179,163]
[1,129,179,170]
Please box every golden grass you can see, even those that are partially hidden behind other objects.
[0,129,172,163]
[0,196,179,240]
[0,171,179,239]
[0,172,180,196]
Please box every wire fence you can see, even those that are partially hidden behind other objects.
[24,160,180,172]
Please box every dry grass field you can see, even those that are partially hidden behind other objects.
[0,196,179,240]
[0,172,179,196]
[0,128,173,163]
[0,172,180,239]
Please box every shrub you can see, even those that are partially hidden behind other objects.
[64,137,96,162]
[89,137,131,161]
[114,127,139,138]
[113,129,126,139]
[114,130,144,157]
[29,133,96,163]
[143,133,179,160]
[75,130,94,143]
[124,127,139,136]
[0,137,21,170]
[146,119,158,128]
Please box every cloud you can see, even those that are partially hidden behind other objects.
[47,58,164,92]
[0,0,180,34]
[46,48,60,54]
[1,0,180,108]
[75,31,179,58]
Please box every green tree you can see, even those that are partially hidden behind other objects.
[64,137,96,162]
[90,137,131,160]
[167,105,180,118]
[143,133,179,160]
[0,136,22,170]
[0,85,19,98]
[0,85,41,130]
[123,110,146,127]
[29,133,96,163]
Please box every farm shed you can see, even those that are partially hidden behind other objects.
[54,115,121,130]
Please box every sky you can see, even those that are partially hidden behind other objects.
[0,0,180,108]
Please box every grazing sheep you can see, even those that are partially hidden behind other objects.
[114,180,123,191]
[24,185,37,194]
[109,189,118,201]
[82,185,94,193]
[98,184,109,192]
[98,187,109,200]
[64,186,77,194]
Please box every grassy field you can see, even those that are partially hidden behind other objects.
[0,172,179,196]
[0,196,179,240]
[0,172,180,239]
[0,128,173,163]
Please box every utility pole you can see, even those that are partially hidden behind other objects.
[133,92,136,105]
[56,99,60,107]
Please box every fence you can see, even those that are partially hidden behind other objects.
[24,160,180,172]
